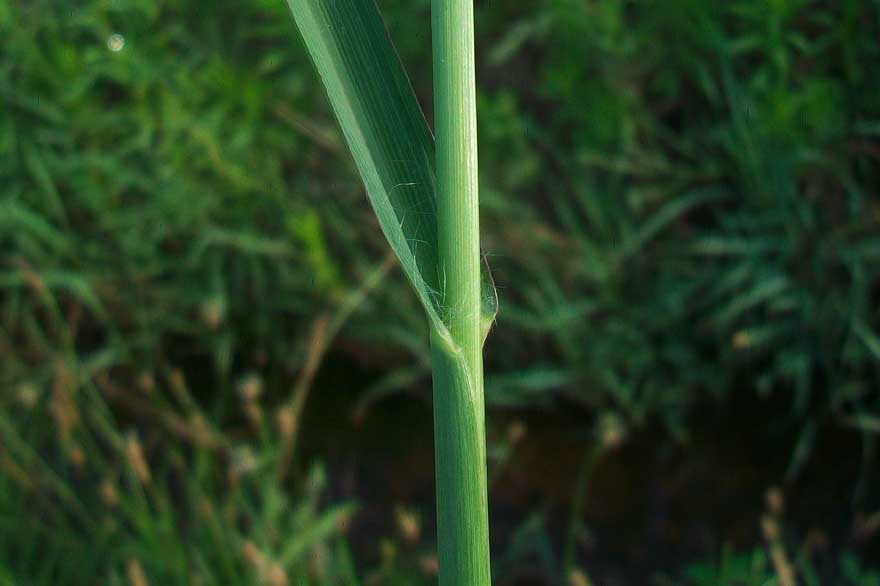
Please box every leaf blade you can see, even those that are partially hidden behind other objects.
[287,0,445,332]
[286,0,498,345]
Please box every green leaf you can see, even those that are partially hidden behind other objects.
[279,502,358,566]
[285,0,496,348]
[853,321,880,361]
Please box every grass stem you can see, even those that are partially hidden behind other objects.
[431,0,491,584]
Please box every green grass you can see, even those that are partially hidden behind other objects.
[1,0,879,583]
[287,0,493,581]
[430,0,492,584]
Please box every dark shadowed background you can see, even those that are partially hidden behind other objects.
[1,0,879,584]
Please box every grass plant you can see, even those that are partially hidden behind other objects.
[287,0,494,582]
[2,0,878,583]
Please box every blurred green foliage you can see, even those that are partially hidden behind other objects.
[474,0,880,435]
[1,0,879,583]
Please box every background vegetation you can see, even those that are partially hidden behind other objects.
[1,0,878,584]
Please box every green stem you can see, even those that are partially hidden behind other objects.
[431,0,490,584]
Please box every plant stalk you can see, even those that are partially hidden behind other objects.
[431,0,491,584]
